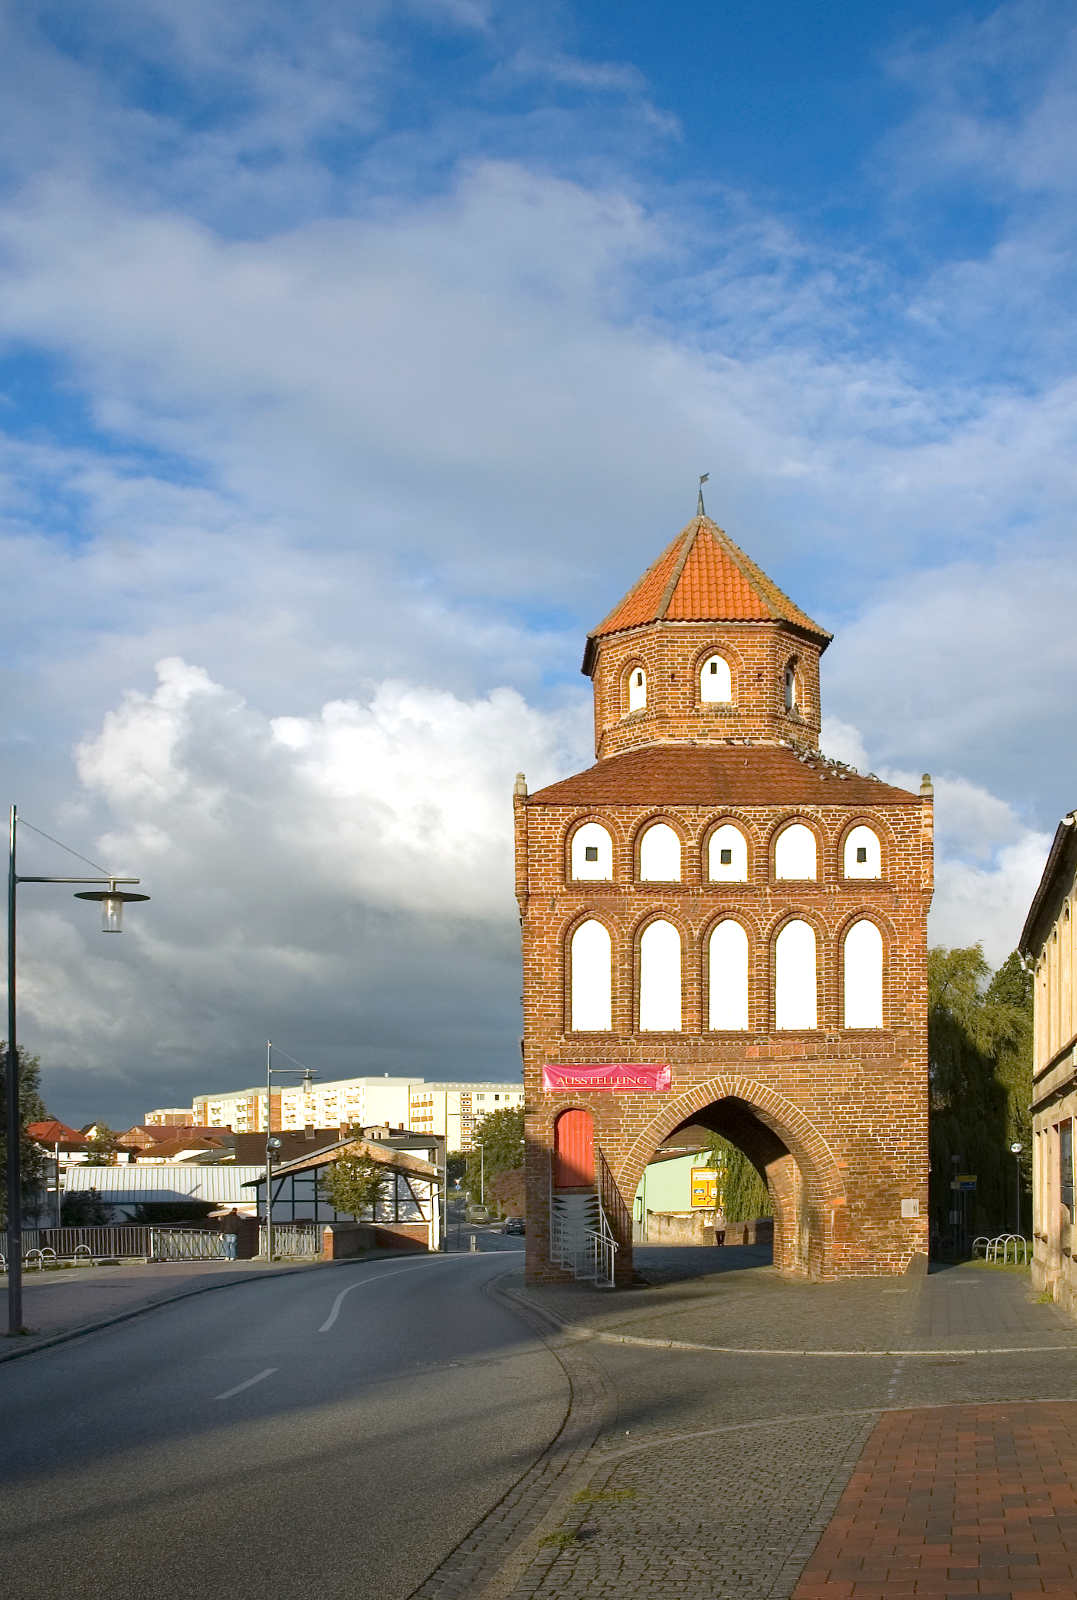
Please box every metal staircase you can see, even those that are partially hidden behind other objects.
[548,1144,628,1288]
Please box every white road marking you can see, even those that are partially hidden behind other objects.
[317,1252,513,1333]
[215,1367,277,1400]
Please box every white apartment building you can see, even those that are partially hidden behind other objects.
[407,1083,524,1150]
[190,1077,418,1133]
[178,1076,523,1147]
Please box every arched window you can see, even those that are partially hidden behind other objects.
[774,822,817,880]
[627,665,647,712]
[571,821,613,881]
[783,660,800,713]
[708,920,749,1030]
[639,822,681,881]
[843,824,881,880]
[570,920,612,1031]
[708,822,748,882]
[639,920,682,1031]
[775,919,817,1029]
[843,919,883,1028]
[700,653,732,703]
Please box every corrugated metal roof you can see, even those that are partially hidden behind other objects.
[62,1165,266,1203]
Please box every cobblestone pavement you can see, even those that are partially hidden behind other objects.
[424,1258,1077,1600]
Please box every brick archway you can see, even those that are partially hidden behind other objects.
[618,1075,848,1280]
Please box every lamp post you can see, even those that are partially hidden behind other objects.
[263,1041,315,1261]
[6,804,148,1336]
[474,1139,484,1207]
[1010,1141,1024,1235]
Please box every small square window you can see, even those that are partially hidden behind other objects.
[584,845,599,862]
[709,661,718,674]
[856,846,868,864]
[635,671,643,687]
[719,848,733,865]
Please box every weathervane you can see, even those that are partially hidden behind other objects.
[697,472,709,516]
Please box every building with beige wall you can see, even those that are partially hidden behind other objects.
[407,1083,525,1149]
[161,1075,523,1147]
[1020,810,1077,1317]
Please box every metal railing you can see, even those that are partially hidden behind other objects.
[596,1144,631,1253]
[259,1222,322,1258]
[15,1225,156,1260]
[583,1207,618,1289]
[150,1229,233,1261]
[3,1225,239,1267]
[972,1233,1030,1265]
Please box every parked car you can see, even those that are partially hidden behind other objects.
[502,1217,525,1235]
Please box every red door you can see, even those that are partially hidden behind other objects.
[553,1109,594,1189]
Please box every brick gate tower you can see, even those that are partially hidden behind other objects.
[513,509,933,1284]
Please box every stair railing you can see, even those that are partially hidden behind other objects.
[595,1143,631,1252]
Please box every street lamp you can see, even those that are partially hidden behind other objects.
[1010,1141,1024,1235]
[263,1041,315,1262]
[474,1139,484,1206]
[6,804,148,1335]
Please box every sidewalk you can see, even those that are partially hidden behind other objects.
[473,1252,1077,1600]
[0,1257,325,1357]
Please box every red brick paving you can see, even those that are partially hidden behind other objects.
[792,1402,1077,1600]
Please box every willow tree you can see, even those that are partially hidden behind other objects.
[704,1134,772,1222]
[929,945,1032,1240]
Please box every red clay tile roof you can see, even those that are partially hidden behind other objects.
[27,1119,88,1147]
[527,745,918,808]
[587,516,830,649]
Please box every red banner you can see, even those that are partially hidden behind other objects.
[542,1063,671,1092]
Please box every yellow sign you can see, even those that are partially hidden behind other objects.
[690,1167,718,1208]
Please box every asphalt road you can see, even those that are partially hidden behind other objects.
[0,1236,567,1600]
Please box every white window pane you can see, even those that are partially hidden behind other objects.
[700,653,732,703]
[640,920,681,1031]
[640,822,681,881]
[844,919,883,1027]
[572,822,613,880]
[775,823,817,880]
[571,920,612,1030]
[844,825,881,879]
[709,920,749,1030]
[708,823,748,882]
[628,668,647,710]
[775,919,817,1029]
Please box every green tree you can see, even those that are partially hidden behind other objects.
[60,1189,110,1226]
[703,1134,772,1222]
[0,1043,48,1225]
[928,944,1032,1242]
[986,950,1034,1196]
[467,1107,524,1210]
[320,1148,390,1220]
[82,1124,120,1165]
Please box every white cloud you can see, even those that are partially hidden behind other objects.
[2,0,1076,1119]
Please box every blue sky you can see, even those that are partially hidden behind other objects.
[2,0,1075,1123]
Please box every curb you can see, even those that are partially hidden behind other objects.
[496,1280,1077,1359]
[0,1250,423,1364]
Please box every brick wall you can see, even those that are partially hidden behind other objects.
[518,731,931,1283]
[590,620,824,759]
